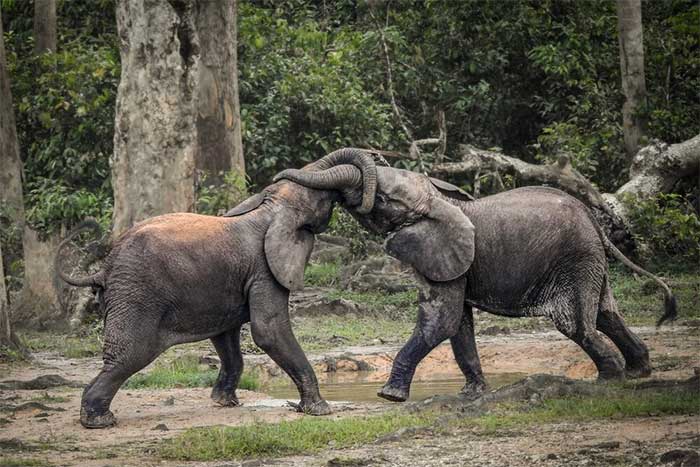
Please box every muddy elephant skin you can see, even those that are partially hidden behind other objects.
[276,148,676,402]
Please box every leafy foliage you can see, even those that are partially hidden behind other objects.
[623,193,700,263]
[195,170,248,216]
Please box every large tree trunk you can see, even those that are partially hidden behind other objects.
[617,0,647,160]
[195,0,245,181]
[112,0,244,237]
[0,239,23,353]
[431,135,700,249]
[33,0,57,55]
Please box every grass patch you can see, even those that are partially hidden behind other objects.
[21,331,102,359]
[160,411,436,461]
[159,386,699,461]
[325,289,417,316]
[463,390,700,434]
[609,266,700,325]
[304,261,342,287]
[124,354,259,390]
[294,316,414,352]
[0,458,51,467]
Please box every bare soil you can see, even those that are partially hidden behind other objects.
[0,325,698,467]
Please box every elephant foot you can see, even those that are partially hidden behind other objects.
[289,399,332,415]
[80,407,117,429]
[378,384,408,402]
[597,366,625,381]
[211,386,241,407]
[459,380,488,400]
[625,363,652,379]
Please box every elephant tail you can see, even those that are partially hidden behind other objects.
[587,210,677,326]
[55,218,107,289]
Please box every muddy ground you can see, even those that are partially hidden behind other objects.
[1,325,698,467]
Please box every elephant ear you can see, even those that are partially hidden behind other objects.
[264,209,314,291]
[429,177,475,201]
[223,193,265,217]
[385,197,475,282]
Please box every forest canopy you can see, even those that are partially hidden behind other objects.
[1,0,699,262]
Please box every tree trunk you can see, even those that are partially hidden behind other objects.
[0,6,25,231]
[112,0,245,237]
[112,0,198,236]
[617,0,647,160]
[195,0,245,181]
[33,0,57,55]
[0,7,24,350]
[431,135,700,249]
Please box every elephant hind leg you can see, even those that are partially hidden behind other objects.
[596,283,651,378]
[551,295,624,381]
[450,308,488,399]
[81,314,165,428]
[210,326,244,407]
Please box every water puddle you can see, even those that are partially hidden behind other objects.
[266,371,526,403]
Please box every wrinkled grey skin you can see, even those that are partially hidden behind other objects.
[57,181,342,428]
[277,152,676,402]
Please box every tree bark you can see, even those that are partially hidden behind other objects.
[112,0,198,237]
[0,7,24,349]
[431,135,700,248]
[0,7,25,231]
[617,0,647,160]
[112,0,245,237]
[195,0,245,181]
[33,0,57,55]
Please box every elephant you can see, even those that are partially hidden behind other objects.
[275,148,677,402]
[55,149,377,428]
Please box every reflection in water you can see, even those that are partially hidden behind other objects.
[267,371,525,403]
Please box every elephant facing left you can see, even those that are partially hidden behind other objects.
[56,152,377,428]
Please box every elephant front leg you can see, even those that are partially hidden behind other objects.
[379,276,467,402]
[210,326,244,407]
[450,308,488,399]
[249,280,331,415]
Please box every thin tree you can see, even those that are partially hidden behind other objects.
[0,5,25,352]
[112,0,245,237]
[33,0,57,54]
[617,0,647,160]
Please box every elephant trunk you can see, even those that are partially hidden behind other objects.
[275,148,376,213]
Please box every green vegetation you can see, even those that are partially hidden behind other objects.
[465,391,699,434]
[304,261,342,287]
[21,330,101,359]
[326,290,417,317]
[30,393,70,404]
[124,354,259,391]
[609,266,700,325]
[294,316,414,352]
[0,458,52,467]
[160,388,699,461]
[160,411,436,461]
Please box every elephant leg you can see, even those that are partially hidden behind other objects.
[210,326,244,407]
[551,293,624,381]
[248,280,330,415]
[81,312,164,428]
[379,276,467,402]
[450,307,488,399]
[596,282,650,378]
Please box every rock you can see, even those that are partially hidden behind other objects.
[162,396,175,406]
[659,449,700,466]
[292,295,367,317]
[199,354,221,366]
[322,355,374,373]
[0,374,82,390]
[312,244,350,264]
[152,423,169,431]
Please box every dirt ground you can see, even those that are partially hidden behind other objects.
[0,325,698,467]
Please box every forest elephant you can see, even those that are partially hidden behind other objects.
[55,149,377,428]
[275,148,677,402]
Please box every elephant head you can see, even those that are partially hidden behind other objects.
[225,148,377,291]
[274,149,475,282]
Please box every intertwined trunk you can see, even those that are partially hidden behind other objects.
[617,0,647,160]
[33,0,57,55]
[111,0,244,237]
